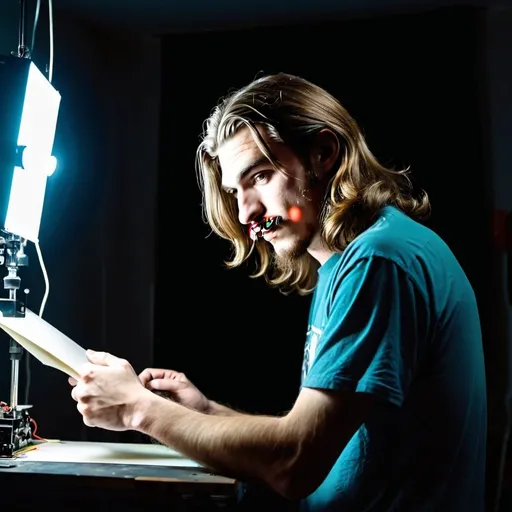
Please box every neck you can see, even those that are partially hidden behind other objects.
[307,233,335,266]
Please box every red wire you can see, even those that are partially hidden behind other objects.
[29,418,45,441]
[0,400,11,412]
[1,402,45,441]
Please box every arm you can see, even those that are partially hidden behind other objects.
[74,257,415,499]
[147,256,422,498]
[138,368,246,417]
[207,400,245,416]
[131,385,373,500]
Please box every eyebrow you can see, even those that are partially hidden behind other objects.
[221,156,270,192]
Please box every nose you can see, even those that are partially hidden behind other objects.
[237,189,264,226]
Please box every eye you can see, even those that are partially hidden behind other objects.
[252,171,270,185]
[225,188,238,198]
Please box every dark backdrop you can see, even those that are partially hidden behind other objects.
[156,6,508,509]
[156,5,494,413]
[0,4,507,510]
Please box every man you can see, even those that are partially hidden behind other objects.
[70,73,487,511]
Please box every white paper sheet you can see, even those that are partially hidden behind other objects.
[0,308,88,380]
[20,441,202,467]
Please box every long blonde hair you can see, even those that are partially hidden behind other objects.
[196,72,430,295]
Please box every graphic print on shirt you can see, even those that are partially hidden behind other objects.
[301,325,322,383]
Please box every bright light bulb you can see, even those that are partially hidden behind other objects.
[47,155,57,176]
[21,147,57,176]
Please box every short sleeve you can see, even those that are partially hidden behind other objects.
[302,256,428,407]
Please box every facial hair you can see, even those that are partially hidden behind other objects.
[272,218,316,273]
[272,164,321,273]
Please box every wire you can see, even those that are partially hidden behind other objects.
[16,0,29,57]
[23,0,55,404]
[24,241,50,404]
[48,0,54,83]
[34,241,49,318]
[30,0,41,56]
[30,417,46,441]
[20,0,54,406]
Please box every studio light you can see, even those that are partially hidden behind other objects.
[0,54,61,243]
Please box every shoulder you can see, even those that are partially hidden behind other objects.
[341,206,436,272]
[317,206,441,304]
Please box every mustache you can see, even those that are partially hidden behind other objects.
[248,216,283,240]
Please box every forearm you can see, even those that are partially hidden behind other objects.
[207,400,244,416]
[132,393,294,487]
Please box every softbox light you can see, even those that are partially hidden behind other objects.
[0,55,60,243]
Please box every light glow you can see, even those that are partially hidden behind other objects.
[5,61,61,242]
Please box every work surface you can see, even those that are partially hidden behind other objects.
[0,440,242,511]
[13,439,204,466]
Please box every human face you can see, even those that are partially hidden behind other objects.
[218,126,321,262]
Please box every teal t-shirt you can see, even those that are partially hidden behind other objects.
[300,206,487,512]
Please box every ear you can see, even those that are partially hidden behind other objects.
[310,129,340,179]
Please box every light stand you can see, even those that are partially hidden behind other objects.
[0,0,60,458]
[0,234,32,458]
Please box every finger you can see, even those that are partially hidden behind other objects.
[138,368,174,385]
[68,376,77,386]
[86,349,122,367]
[138,368,158,385]
[77,403,96,428]
[71,381,90,403]
[77,362,95,380]
[171,372,188,382]
[147,378,187,392]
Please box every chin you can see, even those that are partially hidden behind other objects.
[273,234,310,262]
[270,221,315,264]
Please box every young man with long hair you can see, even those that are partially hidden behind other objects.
[70,73,487,511]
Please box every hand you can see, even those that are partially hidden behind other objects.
[138,368,210,413]
[69,350,151,431]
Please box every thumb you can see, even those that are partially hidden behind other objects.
[86,349,120,366]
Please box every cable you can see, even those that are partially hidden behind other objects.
[17,0,29,57]
[18,0,54,404]
[24,241,50,404]
[29,417,46,441]
[35,0,54,319]
[34,241,49,318]
[48,0,54,83]
[23,1,55,403]
[30,0,41,56]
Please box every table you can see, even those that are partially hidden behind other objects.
[0,440,242,510]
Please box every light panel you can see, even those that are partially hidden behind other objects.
[4,60,61,242]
